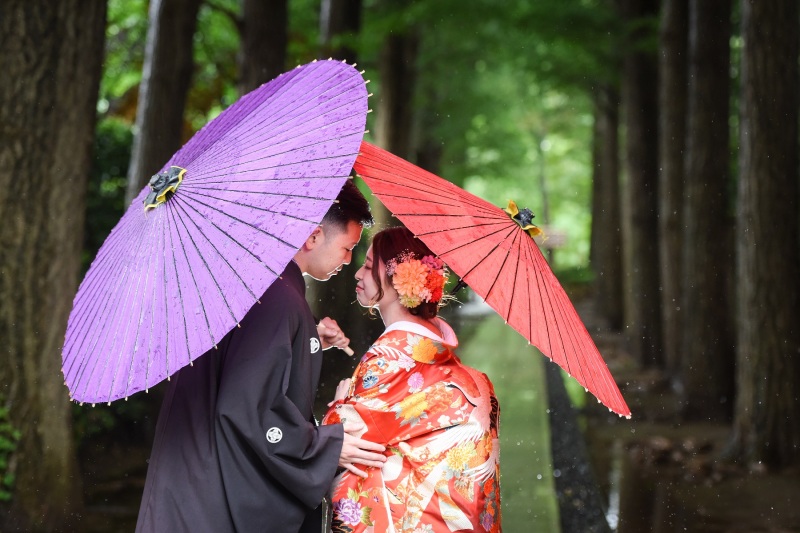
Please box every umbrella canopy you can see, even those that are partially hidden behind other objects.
[63,60,368,404]
[353,141,630,417]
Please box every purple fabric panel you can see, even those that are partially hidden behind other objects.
[63,60,367,402]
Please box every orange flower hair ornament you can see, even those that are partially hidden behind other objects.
[386,251,449,308]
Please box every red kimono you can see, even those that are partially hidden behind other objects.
[322,319,501,533]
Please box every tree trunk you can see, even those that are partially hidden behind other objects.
[731,0,800,467]
[238,0,287,94]
[590,87,624,331]
[680,0,734,421]
[373,30,419,227]
[621,0,662,367]
[320,0,362,61]
[0,1,106,529]
[658,0,688,377]
[125,0,202,206]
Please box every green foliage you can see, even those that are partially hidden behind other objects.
[0,403,21,501]
[99,0,148,109]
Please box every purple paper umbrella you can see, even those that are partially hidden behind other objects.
[62,59,369,404]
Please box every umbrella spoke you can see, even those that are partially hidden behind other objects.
[166,206,217,364]
[185,72,364,174]
[182,153,357,185]
[99,212,165,401]
[63,216,142,361]
[188,127,364,183]
[180,63,351,170]
[79,210,160,401]
[175,197,276,292]
[67,215,149,390]
[180,193,304,251]
[171,202,240,335]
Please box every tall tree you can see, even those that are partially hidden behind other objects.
[621,0,663,367]
[239,0,288,94]
[732,0,800,467]
[681,0,734,421]
[125,0,203,206]
[0,1,106,529]
[590,86,624,330]
[320,0,362,61]
[657,0,688,376]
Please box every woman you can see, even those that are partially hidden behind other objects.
[322,227,501,533]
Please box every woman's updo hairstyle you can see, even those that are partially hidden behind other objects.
[370,226,442,319]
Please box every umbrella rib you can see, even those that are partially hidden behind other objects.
[357,151,500,215]
[483,228,522,305]
[521,236,554,359]
[506,234,523,324]
[186,112,361,180]
[182,153,358,184]
[182,190,323,233]
[361,172,498,215]
[63,217,142,367]
[186,184,337,202]
[176,197,282,279]
[437,224,516,259]
[185,81,364,174]
[182,63,352,171]
[527,238,571,375]
[456,224,514,290]
[164,207,193,375]
[99,212,165,402]
[172,198,258,321]
[116,211,166,401]
[81,212,160,401]
[69,218,149,397]
[166,206,217,364]
[413,220,512,238]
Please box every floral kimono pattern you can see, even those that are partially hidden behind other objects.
[322,319,501,533]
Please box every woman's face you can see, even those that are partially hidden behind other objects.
[354,245,397,308]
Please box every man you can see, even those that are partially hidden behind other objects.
[136,180,386,532]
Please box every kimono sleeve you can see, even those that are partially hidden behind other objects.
[215,288,343,511]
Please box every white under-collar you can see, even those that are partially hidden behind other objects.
[382,317,459,348]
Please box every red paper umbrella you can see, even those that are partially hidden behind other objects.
[354,141,630,417]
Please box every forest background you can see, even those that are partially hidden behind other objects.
[0,0,798,531]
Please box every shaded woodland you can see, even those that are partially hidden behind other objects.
[0,0,798,530]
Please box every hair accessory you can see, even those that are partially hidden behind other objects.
[386,251,448,308]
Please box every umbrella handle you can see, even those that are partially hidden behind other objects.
[341,345,354,356]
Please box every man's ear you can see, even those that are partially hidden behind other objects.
[304,226,325,250]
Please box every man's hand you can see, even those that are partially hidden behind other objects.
[339,421,386,478]
[317,317,353,355]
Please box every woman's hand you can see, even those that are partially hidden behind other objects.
[329,378,351,406]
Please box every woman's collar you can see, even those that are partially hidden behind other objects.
[383,317,459,348]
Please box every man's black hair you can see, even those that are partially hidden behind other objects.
[322,179,373,231]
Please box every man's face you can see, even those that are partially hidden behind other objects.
[305,220,363,281]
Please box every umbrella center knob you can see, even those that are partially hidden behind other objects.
[144,166,186,212]
[503,199,543,239]
[515,207,535,227]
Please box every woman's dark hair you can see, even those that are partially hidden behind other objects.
[322,179,373,231]
[371,226,440,319]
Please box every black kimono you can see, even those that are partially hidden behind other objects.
[136,261,343,533]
